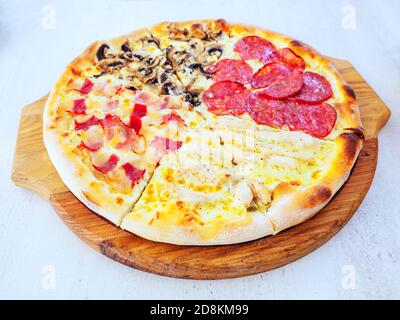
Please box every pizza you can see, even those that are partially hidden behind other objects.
[43,19,364,245]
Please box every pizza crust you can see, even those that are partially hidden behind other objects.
[43,19,364,245]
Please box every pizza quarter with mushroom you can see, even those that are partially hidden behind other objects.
[43,19,363,245]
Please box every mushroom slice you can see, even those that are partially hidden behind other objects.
[121,41,131,53]
[208,19,228,39]
[137,67,157,83]
[119,41,133,60]
[205,43,224,58]
[158,70,172,84]
[144,56,161,68]
[166,46,188,69]
[96,43,112,61]
[98,58,125,72]
[191,23,209,40]
[188,38,205,55]
[187,63,213,77]
[160,82,178,96]
[184,90,202,107]
[168,23,191,41]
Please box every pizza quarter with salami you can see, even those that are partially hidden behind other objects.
[43,20,363,245]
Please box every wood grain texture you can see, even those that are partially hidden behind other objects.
[11,58,390,279]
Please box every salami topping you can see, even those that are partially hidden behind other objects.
[74,115,98,131]
[203,81,251,116]
[251,62,303,98]
[72,99,87,114]
[93,154,119,173]
[122,163,145,187]
[247,92,287,128]
[248,92,336,138]
[263,48,305,70]
[286,102,336,138]
[234,35,275,62]
[78,78,94,95]
[292,71,332,104]
[208,59,253,84]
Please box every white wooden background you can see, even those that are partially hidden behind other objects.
[0,0,399,299]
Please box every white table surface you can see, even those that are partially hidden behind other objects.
[0,0,399,300]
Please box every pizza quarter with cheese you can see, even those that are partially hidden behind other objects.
[43,19,364,245]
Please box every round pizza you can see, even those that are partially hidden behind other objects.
[43,19,364,245]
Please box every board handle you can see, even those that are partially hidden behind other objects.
[12,96,67,199]
[330,58,391,139]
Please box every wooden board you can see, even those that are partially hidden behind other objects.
[12,58,390,279]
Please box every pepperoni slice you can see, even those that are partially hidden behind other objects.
[74,115,98,131]
[78,78,94,95]
[122,163,145,187]
[208,59,253,84]
[285,102,337,138]
[234,35,275,62]
[72,99,87,114]
[248,93,336,138]
[247,92,287,128]
[263,48,305,70]
[203,81,251,116]
[292,71,332,104]
[251,62,303,98]
[93,154,119,173]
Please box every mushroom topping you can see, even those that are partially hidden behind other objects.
[161,82,178,95]
[205,44,223,58]
[158,70,171,84]
[121,42,131,53]
[98,58,125,72]
[126,85,138,91]
[161,56,173,70]
[191,24,209,40]
[144,56,161,68]
[120,42,133,60]
[208,19,227,39]
[137,67,157,83]
[132,53,145,62]
[168,23,191,41]
[188,38,205,55]
[184,91,202,107]
[166,46,188,69]
[146,38,160,47]
[187,63,213,77]
[96,44,111,61]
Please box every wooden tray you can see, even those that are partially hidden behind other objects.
[12,58,390,280]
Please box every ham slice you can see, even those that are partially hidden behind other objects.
[122,163,145,187]
[93,154,119,173]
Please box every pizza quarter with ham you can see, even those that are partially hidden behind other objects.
[44,19,363,245]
